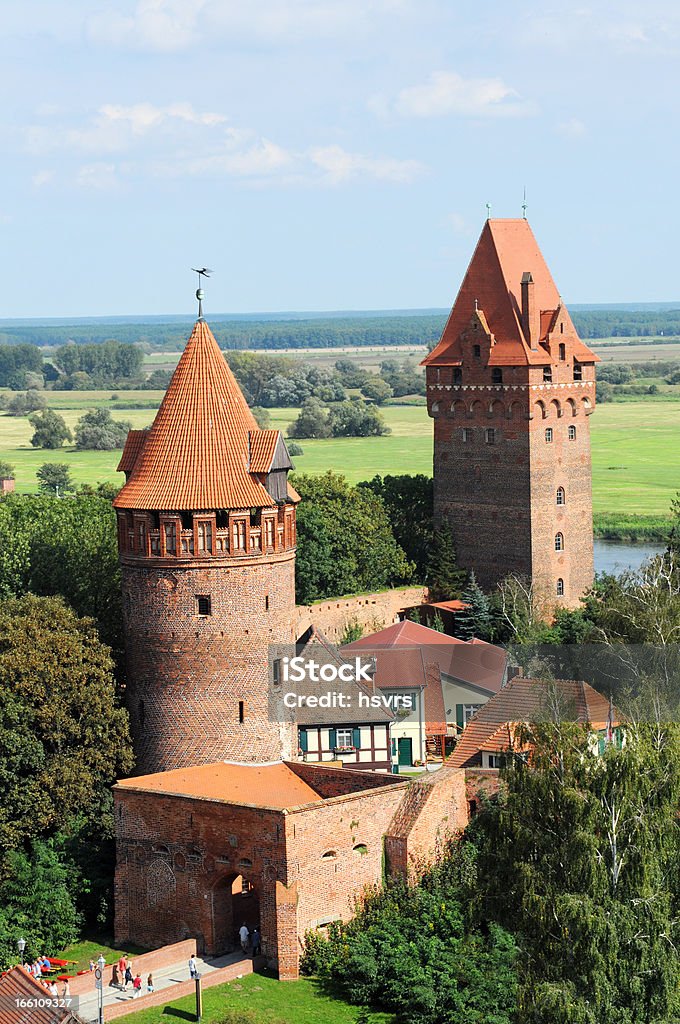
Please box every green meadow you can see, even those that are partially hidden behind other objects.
[1,393,679,521]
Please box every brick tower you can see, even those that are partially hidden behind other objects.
[424,219,599,609]
[114,317,299,773]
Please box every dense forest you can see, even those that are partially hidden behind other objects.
[1,306,680,351]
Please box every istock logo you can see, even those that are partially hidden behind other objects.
[281,655,374,683]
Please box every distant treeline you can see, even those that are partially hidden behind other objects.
[1,308,680,352]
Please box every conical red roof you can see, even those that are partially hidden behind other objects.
[424,219,598,367]
[114,320,273,510]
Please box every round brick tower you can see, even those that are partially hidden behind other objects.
[113,317,298,774]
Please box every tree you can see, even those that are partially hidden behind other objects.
[288,398,332,439]
[287,441,304,456]
[475,721,680,1023]
[454,571,493,641]
[0,594,132,851]
[36,463,74,495]
[29,408,72,449]
[430,609,445,633]
[0,461,14,480]
[4,390,47,416]
[361,376,393,405]
[340,619,363,644]
[251,406,271,429]
[328,401,390,437]
[74,408,132,450]
[293,472,413,603]
[426,526,466,601]
[334,358,370,389]
[359,475,433,580]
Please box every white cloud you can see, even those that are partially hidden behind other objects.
[87,0,205,52]
[309,144,425,184]
[557,117,586,137]
[76,162,120,190]
[386,70,535,119]
[32,169,54,187]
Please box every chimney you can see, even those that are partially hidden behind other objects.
[520,271,539,348]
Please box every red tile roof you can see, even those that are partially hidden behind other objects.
[114,320,278,511]
[115,761,323,809]
[248,430,280,473]
[0,967,83,1024]
[450,677,618,768]
[345,620,507,695]
[423,219,599,368]
[116,428,148,474]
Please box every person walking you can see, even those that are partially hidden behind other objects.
[188,955,198,980]
[117,955,127,980]
[132,973,142,998]
[110,965,120,989]
[251,928,261,957]
[239,923,250,953]
[61,980,70,1000]
[146,973,154,994]
[124,963,134,990]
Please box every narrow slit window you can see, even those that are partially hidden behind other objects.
[196,595,212,616]
[238,700,245,724]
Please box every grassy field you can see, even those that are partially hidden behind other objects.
[121,968,394,1024]
[1,393,678,518]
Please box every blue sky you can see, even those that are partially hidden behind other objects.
[1,1,679,316]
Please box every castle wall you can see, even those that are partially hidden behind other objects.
[294,586,428,641]
[121,550,296,774]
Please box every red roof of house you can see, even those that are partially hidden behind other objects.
[450,676,617,768]
[114,320,291,511]
[0,967,83,1024]
[345,620,507,695]
[115,761,323,809]
[423,219,599,368]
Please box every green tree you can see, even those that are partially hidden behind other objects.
[288,397,332,439]
[0,462,14,481]
[287,441,304,456]
[5,390,47,416]
[361,376,393,405]
[293,472,413,603]
[430,609,445,633]
[74,408,132,451]
[476,721,680,1024]
[339,619,364,644]
[251,406,271,429]
[36,462,74,495]
[334,358,370,389]
[426,526,466,601]
[0,594,132,851]
[328,401,389,437]
[454,571,493,641]
[29,408,72,449]
[359,475,433,580]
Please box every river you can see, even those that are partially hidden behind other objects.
[593,539,665,575]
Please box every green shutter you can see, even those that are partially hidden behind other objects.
[456,704,464,730]
[298,729,308,753]
[352,727,361,749]
[329,728,337,750]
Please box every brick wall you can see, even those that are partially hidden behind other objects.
[465,767,501,807]
[294,587,428,641]
[67,941,197,998]
[384,767,467,878]
[103,958,254,1021]
[121,550,297,774]
[287,762,403,798]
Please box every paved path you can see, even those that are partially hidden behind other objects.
[76,952,249,1022]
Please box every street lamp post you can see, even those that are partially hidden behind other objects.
[96,955,106,1024]
[17,938,26,964]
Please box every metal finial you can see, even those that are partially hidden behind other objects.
[522,186,527,220]
[475,298,479,312]
[486,202,491,220]
[192,267,213,320]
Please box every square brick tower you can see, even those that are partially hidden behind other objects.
[113,317,298,774]
[423,219,599,609]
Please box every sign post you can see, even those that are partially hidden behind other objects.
[195,976,202,1022]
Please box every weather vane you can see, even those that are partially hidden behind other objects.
[522,186,528,220]
[486,202,491,220]
[192,267,213,320]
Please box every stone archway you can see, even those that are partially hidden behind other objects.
[210,873,260,954]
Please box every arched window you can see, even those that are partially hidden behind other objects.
[491,368,503,385]
[321,851,337,860]
[431,401,440,414]
[353,844,368,856]
[556,578,565,597]
[555,532,564,552]
[568,424,577,440]
[556,487,565,505]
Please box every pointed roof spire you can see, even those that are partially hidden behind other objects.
[114,319,277,510]
[424,219,598,366]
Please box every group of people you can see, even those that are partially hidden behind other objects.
[22,957,70,998]
[111,955,154,998]
[238,923,261,957]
